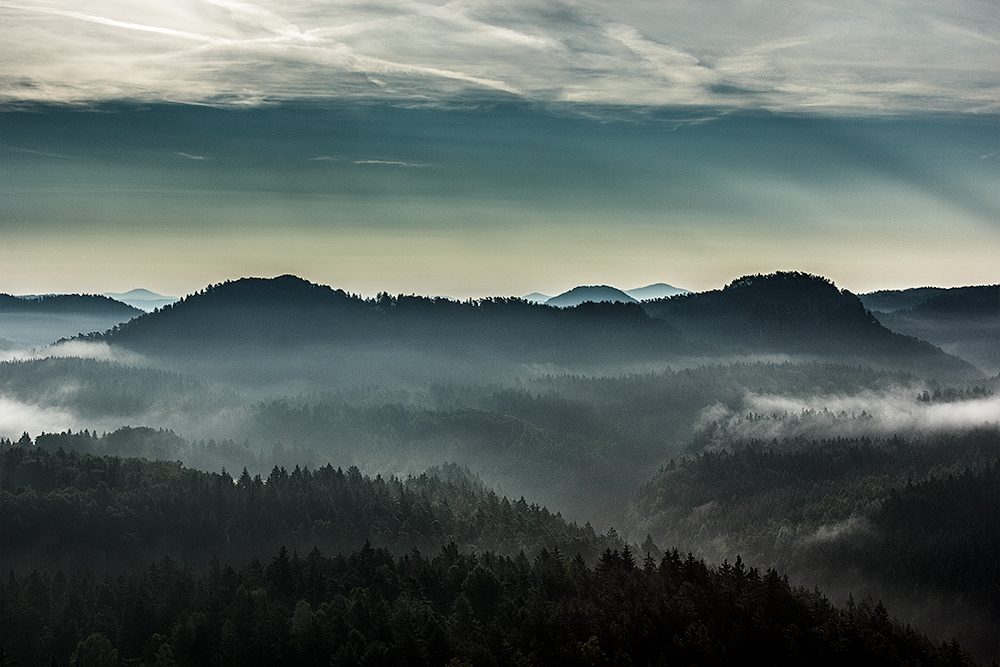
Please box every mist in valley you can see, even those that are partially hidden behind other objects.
[2,273,998,662]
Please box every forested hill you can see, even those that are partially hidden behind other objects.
[87,273,977,380]
[641,272,976,379]
[625,428,1000,660]
[868,285,1000,375]
[0,443,984,667]
[0,438,612,573]
[0,293,142,317]
[905,285,999,318]
[94,275,685,362]
[860,284,1000,315]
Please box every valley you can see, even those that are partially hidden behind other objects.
[1,271,998,663]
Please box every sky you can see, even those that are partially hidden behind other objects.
[1,0,998,299]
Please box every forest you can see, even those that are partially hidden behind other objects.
[0,440,984,667]
[1,271,998,664]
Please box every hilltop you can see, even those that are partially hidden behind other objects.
[96,275,685,365]
[642,272,977,380]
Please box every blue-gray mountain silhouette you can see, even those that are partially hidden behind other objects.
[626,283,690,300]
[103,288,179,312]
[546,285,637,307]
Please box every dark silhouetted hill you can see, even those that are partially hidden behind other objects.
[902,285,998,319]
[871,285,1000,375]
[0,293,144,348]
[96,275,684,364]
[642,272,978,380]
[859,287,949,312]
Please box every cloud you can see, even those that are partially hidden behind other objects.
[0,0,996,113]
[177,152,206,160]
[354,159,430,167]
[0,144,74,158]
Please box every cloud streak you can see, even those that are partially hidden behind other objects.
[0,0,996,113]
[354,159,430,167]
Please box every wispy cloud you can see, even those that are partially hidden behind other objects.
[0,0,996,112]
[177,152,206,160]
[0,144,73,159]
[354,159,430,167]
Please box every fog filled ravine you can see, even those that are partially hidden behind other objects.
[2,271,999,665]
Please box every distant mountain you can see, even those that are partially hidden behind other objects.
[903,285,999,319]
[546,285,637,307]
[103,288,179,312]
[522,292,551,303]
[642,272,978,380]
[625,283,690,300]
[871,285,1000,375]
[858,287,948,312]
[0,294,144,349]
[1,293,141,316]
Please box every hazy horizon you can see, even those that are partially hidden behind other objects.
[2,0,997,298]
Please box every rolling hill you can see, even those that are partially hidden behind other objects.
[641,272,978,381]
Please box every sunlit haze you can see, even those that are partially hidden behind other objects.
[2,0,998,297]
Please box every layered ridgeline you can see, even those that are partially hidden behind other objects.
[861,285,1000,375]
[0,293,141,316]
[94,275,683,362]
[0,293,143,350]
[86,272,977,388]
[0,440,983,667]
[0,357,959,528]
[642,272,977,380]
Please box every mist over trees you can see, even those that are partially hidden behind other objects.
[2,271,998,664]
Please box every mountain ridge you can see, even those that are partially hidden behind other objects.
[640,271,978,380]
[95,275,686,365]
[85,272,980,383]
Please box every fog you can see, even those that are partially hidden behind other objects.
[0,313,140,351]
[696,386,1000,443]
[0,396,77,437]
[0,339,148,364]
